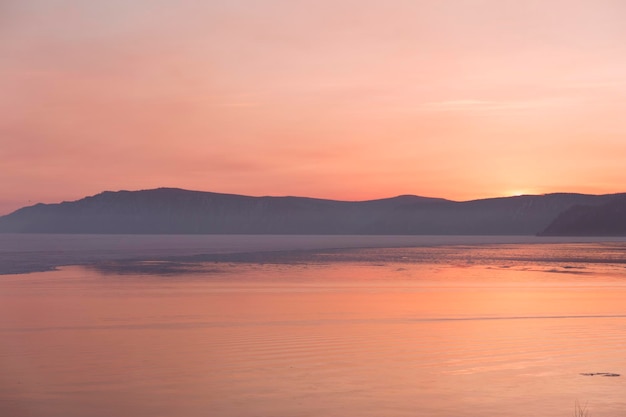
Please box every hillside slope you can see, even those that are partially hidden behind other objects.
[540,195,626,236]
[0,188,620,235]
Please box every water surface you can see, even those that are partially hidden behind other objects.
[1,240,626,416]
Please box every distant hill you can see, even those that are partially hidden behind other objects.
[0,188,622,235]
[540,195,626,236]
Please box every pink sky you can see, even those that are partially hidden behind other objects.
[2,0,626,214]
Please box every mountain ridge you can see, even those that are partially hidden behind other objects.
[1,188,624,235]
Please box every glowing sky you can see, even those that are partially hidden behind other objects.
[2,0,626,214]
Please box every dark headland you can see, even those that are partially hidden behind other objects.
[0,188,624,236]
[539,194,626,236]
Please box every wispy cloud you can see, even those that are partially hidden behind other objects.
[417,97,576,112]
[215,102,260,108]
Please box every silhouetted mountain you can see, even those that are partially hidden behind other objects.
[0,188,621,235]
[540,195,626,236]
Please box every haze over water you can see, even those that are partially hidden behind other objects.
[2,236,626,417]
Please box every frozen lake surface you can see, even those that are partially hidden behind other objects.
[2,236,626,416]
[2,233,626,275]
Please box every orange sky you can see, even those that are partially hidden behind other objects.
[2,0,626,214]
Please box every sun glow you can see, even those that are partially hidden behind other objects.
[508,190,531,197]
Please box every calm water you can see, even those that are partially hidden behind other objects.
[2,240,626,417]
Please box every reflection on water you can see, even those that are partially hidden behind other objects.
[1,243,626,417]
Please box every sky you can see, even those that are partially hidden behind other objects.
[2,0,626,214]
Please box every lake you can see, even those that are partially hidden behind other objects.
[1,236,626,417]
